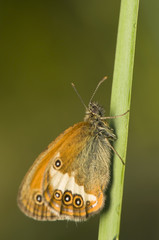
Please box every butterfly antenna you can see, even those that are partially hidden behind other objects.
[71,83,87,110]
[89,76,108,105]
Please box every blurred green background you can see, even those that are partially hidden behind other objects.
[1,1,159,240]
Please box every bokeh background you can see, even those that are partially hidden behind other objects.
[1,1,159,240]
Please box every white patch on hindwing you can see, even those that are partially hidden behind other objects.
[49,161,96,203]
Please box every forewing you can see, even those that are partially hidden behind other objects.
[17,122,87,220]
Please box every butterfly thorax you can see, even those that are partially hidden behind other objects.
[84,102,116,140]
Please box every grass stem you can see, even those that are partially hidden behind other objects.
[98,0,139,239]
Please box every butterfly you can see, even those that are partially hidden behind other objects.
[17,77,128,221]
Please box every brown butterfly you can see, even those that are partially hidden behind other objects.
[17,77,128,221]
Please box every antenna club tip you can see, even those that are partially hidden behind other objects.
[102,76,108,81]
[97,76,108,86]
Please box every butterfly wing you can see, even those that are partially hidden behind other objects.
[43,157,104,221]
[17,122,85,220]
[18,121,110,221]
[42,123,111,221]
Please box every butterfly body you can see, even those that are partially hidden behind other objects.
[18,102,116,221]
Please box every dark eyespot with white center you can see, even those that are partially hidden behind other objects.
[34,192,43,205]
[53,190,62,200]
[53,158,62,170]
[63,191,73,205]
[73,194,83,208]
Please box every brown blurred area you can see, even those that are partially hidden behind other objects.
[0,1,159,240]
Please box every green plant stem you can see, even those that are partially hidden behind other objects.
[98,0,139,239]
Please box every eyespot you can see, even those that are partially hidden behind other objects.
[53,158,62,170]
[53,190,62,200]
[34,192,43,205]
[63,191,73,205]
[73,194,83,208]
[86,201,91,206]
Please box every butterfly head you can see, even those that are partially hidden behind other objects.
[84,102,105,122]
